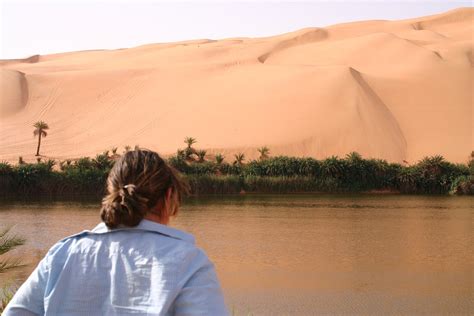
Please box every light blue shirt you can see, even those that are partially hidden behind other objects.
[5,219,229,316]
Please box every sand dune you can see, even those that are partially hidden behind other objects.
[0,8,472,163]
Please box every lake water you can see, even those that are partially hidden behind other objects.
[1,195,473,315]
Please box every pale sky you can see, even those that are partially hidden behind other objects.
[0,0,471,59]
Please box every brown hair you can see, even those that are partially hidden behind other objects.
[100,149,190,228]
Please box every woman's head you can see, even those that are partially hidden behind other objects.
[100,149,189,228]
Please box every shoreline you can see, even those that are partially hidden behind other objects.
[1,152,472,199]
[4,189,473,203]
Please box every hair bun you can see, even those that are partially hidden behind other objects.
[101,184,146,228]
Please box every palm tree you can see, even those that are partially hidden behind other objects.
[0,227,25,274]
[419,155,445,177]
[184,137,197,160]
[215,154,224,165]
[345,152,362,162]
[184,137,197,149]
[257,146,270,160]
[321,156,344,179]
[33,121,49,156]
[196,150,207,163]
[234,153,245,166]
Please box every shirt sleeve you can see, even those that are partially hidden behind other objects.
[3,257,49,316]
[173,249,229,316]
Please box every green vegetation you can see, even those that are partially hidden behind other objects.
[184,137,197,161]
[33,121,49,156]
[196,150,207,163]
[257,146,270,160]
[234,153,245,166]
[0,143,472,197]
[1,285,16,313]
[449,151,474,195]
[215,154,225,165]
[0,227,25,273]
[0,227,26,312]
[0,152,111,198]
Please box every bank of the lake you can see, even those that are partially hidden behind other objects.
[1,194,472,314]
[1,153,473,198]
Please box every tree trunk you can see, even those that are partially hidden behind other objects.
[35,133,42,156]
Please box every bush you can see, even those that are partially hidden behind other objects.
[186,175,243,194]
[0,161,13,175]
[244,176,320,193]
[185,162,217,175]
[244,156,320,177]
[0,152,472,197]
[74,157,95,171]
[219,163,242,175]
[93,152,114,171]
[450,175,474,195]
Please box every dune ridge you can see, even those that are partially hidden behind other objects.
[0,8,472,163]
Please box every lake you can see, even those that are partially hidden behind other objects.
[1,194,473,315]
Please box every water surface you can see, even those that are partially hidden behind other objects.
[1,195,472,315]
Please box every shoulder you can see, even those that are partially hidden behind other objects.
[41,230,93,265]
[176,243,216,278]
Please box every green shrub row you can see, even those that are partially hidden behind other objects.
[0,152,472,198]
[169,153,471,194]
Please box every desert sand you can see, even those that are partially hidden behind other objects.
[0,8,472,163]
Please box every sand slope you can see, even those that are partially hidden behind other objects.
[0,8,472,163]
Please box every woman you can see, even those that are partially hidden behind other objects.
[5,149,228,315]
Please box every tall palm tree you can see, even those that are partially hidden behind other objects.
[33,121,49,156]
[234,153,245,166]
[257,146,270,160]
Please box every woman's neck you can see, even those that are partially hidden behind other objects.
[144,212,170,225]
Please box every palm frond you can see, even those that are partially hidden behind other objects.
[0,227,26,256]
[0,284,18,312]
[215,154,224,164]
[0,257,25,274]
[33,121,49,130]
[184,137,197,148]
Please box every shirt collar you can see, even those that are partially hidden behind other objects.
[91,219,195,244]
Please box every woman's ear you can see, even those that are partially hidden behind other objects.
[165,187,173,205]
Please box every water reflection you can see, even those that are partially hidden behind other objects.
[1,195,472,314]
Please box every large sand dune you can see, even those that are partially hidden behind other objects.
[0,8,472,163]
